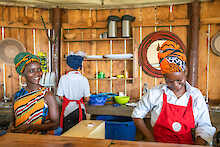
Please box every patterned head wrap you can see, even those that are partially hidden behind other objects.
[14,52,41,75]
[67,54,84,70]
[158,40,186,74]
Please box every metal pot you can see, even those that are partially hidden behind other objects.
[107,16,120,38]
[121,15,135,38]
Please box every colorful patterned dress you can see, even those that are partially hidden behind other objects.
[13,87,51,134]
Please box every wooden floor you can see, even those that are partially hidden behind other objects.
[0,133,204,147]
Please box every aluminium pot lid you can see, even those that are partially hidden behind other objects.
[0,38,26,64]
[211,32,220,56]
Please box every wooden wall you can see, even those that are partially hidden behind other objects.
[0,0,220,103]
[61,4,188,100]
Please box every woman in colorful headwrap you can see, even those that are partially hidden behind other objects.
[132,40,216,145]
[57,53,90,133]
[8,52,59,134]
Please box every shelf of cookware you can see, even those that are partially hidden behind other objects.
[63,37,133,42]
[63,58,133,61]
[84,58,133,61]
[87,78,134,81]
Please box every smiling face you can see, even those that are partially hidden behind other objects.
[164,72,186,97]
[23,62,42,85]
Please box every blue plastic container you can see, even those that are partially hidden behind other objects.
[96,115,136,141]
[89,94,107,106]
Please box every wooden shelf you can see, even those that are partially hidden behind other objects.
[133,19,190,27]
[201,17,220,24]
[63,58,133,61]
[0,20,52,29]
[63,38,133,42]
[84,58,133,61]
[88,78,134,81]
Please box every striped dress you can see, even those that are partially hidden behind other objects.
[14,88,49,133]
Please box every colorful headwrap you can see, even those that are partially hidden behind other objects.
[67,55,84,70]
[14,52,41,75]
[158,40,186,74]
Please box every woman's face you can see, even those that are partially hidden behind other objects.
[165,72,186,93]
[23,62,42,85]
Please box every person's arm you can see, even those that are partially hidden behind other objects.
[193,90,216,145]
[195,136,208,145]
[83,78,90,103]
[133,118,155,142]
[132,89,159,142]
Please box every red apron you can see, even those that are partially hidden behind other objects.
[60,96,86,128]
[153,92,195,144]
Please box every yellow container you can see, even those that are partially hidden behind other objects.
[114,96,130,104]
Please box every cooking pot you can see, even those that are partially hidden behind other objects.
[121,15,135,38]
[107,16,120,38]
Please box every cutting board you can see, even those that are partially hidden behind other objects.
[61,120,105,139]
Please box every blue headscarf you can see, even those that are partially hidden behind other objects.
[67,55,84,70]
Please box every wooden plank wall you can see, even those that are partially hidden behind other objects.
[0,0,220,103]
[199,1,220,102]
[61,5,188,100]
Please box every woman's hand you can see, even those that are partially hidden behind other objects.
[144,134,155,142]
[9,125,31,133]
[195,136,208,145]
[84,97,90,103]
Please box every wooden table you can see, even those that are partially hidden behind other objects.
[0,133,203,147]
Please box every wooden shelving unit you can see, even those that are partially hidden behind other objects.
[88,78,134,81]
[85,58,133,61]
[63,37,132,42]
[63,58,133,61]
[62,31,134,95]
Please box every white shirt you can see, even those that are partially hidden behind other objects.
[57,71,90,116]
[132,82,216,143]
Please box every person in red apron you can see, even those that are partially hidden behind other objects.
[57,53,90,133]
[132,40,216,145]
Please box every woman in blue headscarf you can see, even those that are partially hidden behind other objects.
[57,54,90,133]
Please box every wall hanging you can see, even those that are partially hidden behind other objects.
[138,31,186,78]
[211,32,220,56]
[0,38,26,64]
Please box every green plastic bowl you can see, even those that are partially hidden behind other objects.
[114,96,130,104]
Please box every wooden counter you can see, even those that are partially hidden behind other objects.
[0,133,203,147]
[86,104,135,117]
[86,104,150,118]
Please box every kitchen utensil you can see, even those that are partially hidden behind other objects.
[86,55,103,59]
[98,93,118,104]
[126,103,137,107]
[114,96,130,104]
[98,72,105,79]
[117,75,124,78]
[119,92,124,96]
[39,72,56,87]
[64,33,76,39]
[121,15,135,38]
[107,16,120,38]
[103,53,133,59]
